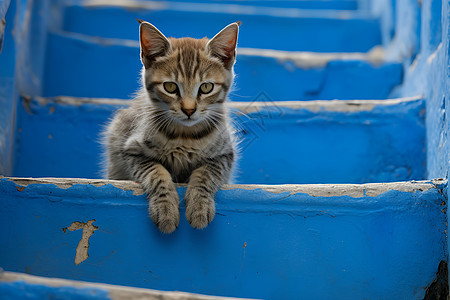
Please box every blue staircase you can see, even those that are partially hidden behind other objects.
[0,0,448,299]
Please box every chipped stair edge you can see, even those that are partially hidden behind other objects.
[1,175,446,199]
[0,270,254,300]
[237,46,392,69]
[27,94,425,113]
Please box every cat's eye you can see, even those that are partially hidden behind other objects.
[163,82,178,94]
[199,82,214,94]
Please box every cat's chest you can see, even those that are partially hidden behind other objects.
[163,144,201,164]
[147,138,207,167]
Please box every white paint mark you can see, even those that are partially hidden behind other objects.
[427,43,442,65]
[63,220,98,265]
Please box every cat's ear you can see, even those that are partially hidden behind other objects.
[139,20,171,68]
[206,21,240,69]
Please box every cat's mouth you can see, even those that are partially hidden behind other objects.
[177,116,201,127]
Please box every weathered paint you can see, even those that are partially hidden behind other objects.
[12,96,425,184]
[1,0,449,297]
[61,2,381,52]
[0,177,446,299]
[41,31,402,100]
[63,220,98,265]
[0,271,251,300]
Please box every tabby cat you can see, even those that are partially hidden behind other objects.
[104,20,239,233]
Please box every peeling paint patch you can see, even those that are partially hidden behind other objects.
[4,176,144,196]
[63,220,98,265]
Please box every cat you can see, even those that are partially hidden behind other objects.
[104,20,240,234]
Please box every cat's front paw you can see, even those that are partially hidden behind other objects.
[185,188,215,230]
[148,193,180,234]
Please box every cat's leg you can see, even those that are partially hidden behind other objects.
[133,161,180,234]
[185,153,234,229]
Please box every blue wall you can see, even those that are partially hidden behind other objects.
[373,0,450,286]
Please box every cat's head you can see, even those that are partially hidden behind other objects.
[138,20,240,127]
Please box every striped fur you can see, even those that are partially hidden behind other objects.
[104,21,239,233]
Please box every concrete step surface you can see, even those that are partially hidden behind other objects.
[58,0,380,52]
[0,176,446,299]
[41,31,402,100]
[12,96,425,184]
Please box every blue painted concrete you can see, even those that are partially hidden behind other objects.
[42,32,402,100]
[0,281,110,300]
[1,0,449,296]
[61,3,381,52]
[233,99,425,184]
[0,178,446,299]
[12,97,425,184]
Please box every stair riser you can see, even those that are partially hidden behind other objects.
[0,178,445,299]
[12,97,425,184]
[42,32,402,100]
[61,4,381,52]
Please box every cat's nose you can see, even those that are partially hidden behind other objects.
[181,107,196,117]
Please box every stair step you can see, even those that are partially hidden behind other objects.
[0,271,245,300]
[13,96,425,184]
[0,176,446,299]
[62,0,359,10]
[59,1,380,52]
[42,31,402,100]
